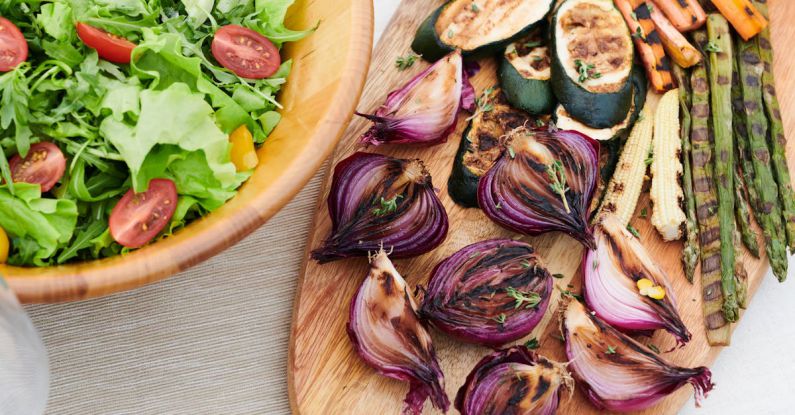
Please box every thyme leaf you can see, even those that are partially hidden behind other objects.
[371,195,403,216]
[506,287,541,309]
[395,53,418,71]
[546,160,570,213]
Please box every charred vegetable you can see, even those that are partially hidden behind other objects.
[358,51,475,146]
[673,64,701,281]
[584,215,691,346]
[478,126,600,248]
[710,0,767,40]
[411,0,555,62]
[448,88,530,208]
[707,14,739,320]
[650,0,706,32]
[348,249,449,415]
[420,239,553,347]
[562,299,714,412]
[650,89,687,241]
[551,0,635,128]
[499,34,555,115]
[650,5,701,68]
[615,0,676,93]
[596,105,654,225]
[455,347,574,415]
[311,152,448,263]
[690,29,730,345]
[754,0,795,252]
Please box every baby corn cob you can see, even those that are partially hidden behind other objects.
[735,31,788,282]
[673,64,700,282]
[753,0,795,252]
[597,105,655,225]
[707,15,739,323]
[690,29,730,345]
[650,89,687,241]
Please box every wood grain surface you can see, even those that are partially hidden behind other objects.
[289,1,795,414]
[4,0,373,303]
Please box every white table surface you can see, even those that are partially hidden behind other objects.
[25,1,795,414]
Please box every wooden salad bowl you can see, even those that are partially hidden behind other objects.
[2,0,374,303]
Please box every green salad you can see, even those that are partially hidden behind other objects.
[0,0,311,266]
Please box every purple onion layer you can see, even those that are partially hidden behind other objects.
[477,126,599,248]
[311,152,448,263]
[455,346,573,415]
[347,250,449,415]
[420,239,552,347]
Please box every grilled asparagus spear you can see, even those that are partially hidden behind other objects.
[706,14,738,322]
[673,64,700,282]
[691,29,730,346]
[753,0,795,251]
[734,168,760,257]
[735,30,789,282]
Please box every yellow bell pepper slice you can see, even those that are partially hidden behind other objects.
[229,125,258,171]
[0,227,8,264]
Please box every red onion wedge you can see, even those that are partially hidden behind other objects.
[419,239,552,347]
[311,152,448,263]
[357,50,475,146]
[347,249,449,415]
[562,300,713,412]
[478,126,599,249]
[584,214,691,346]
[455,346,573,415]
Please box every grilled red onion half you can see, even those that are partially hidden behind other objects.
[562,300,713,412]
[419,239,552,347]
[478,126,599,249]
[358,50,475,146]
[347,249,449,415]
[584,214,691,346]
[455,346,573,415]
[311,152,448,263]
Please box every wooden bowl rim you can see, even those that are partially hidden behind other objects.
[4,1,374,304]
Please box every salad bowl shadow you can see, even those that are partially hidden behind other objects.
[2,0,374,303]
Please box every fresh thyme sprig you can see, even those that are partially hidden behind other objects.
[395,53,418,71]
[372,195,403,216]
[506,287,541,309]
[546,160,570,213]
[575,59,601,83]
[466,86,496,121]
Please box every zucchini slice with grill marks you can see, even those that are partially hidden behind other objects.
[551,0,634,128]
[498,33,556,115]
[412,0,555,62]
[554,64,647,141]
[448,89,531,207]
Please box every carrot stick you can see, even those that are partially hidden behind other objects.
[650,0,707,32]
[615,0,676,92]
[709,0,767,40]
[650,6,701,67]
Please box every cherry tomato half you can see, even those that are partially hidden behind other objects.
[211,25,280,79]
[0,17,28,72]
[9,142,66,193]
[76,22,136,64]
[109,179,178,248]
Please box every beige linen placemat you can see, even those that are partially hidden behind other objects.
[25,169,325,415]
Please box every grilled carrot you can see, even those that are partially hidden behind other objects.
[615,0,676,92]
[650,6,701,68]
[651,0,707,32]
[709,0,767,40]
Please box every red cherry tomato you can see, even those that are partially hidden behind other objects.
[76,22,136,64]
[0,17,28,71]
[211,25,281,79]
[109,179,178,248]
[9,142,66,193]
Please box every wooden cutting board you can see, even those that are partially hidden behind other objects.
[289,1,795,413]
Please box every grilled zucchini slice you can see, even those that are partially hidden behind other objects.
[551,0,634,128]
[498,34,556,115]
[448,89,530,207]
[412,0,555,62]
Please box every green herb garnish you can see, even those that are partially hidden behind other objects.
[395,53,418,71]
[605,345,617,355]
[546,160,570,213]
[371,195,403,216]
[552,273,565,279]
[493,313,507,325]
[648,344,661,354]
[525,337,540,349]
[640,207,648,218]
[506,287,541,309]
[632,26,645,40]
[705,41,722,53]
[627,224,641,238]
[467,86,496,121]
[574,59,601,83]
[523,40,543,49]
